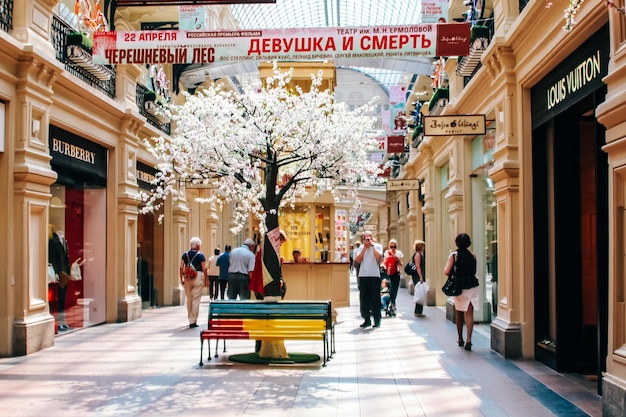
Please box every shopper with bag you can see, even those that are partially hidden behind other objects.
[382,239,404,306]
[180,237,207,329]
[443,233,479,351]
[411,240,427,317]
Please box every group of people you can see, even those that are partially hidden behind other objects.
[355,231,479,352]
[180,231,480,352]
[179,233,293,329]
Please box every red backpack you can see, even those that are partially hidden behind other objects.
[183,251,199,279]
[384,251,399,276]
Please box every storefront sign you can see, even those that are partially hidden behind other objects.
[424,115,486,136]
[387,135,406,153]
[136,162,157,191]
[49,126,107,180]
[387,179,420,191]
[531,25,608,129]
[93,23,470,65]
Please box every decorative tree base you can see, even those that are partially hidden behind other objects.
[229,352,320,365]
[258,338,287,359]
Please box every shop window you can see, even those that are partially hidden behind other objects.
[49,183,106,333]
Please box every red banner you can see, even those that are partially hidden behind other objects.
[387,135,405,154]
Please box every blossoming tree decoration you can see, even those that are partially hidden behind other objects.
[141,66,380,300]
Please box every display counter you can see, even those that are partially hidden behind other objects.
[281,262,350,314]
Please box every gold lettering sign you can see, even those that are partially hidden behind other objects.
[52,138,96,164]
[137,170,156,184]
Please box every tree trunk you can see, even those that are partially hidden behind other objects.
[257,210,287,357]
[263,211,282,297]
[257,295,288,359]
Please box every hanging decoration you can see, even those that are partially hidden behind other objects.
[564,0,626,31]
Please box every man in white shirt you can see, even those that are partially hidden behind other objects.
[207,248,220,300]
[354,231,383,328]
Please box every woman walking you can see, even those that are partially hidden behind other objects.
[412,240,426,317]
[443,233,479,351]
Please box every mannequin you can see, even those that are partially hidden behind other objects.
[49,226,70,330]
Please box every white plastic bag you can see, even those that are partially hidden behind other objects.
[47,264,58,284]
[413,281,428,305]
[70,259,82,281]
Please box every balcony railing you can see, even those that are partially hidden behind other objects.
[136,83,171,135]
[456,25,491,77]
[0,0,12,33]
[428,88,449,116]
[51,15,116,99]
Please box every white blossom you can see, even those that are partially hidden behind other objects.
[140,64,380,233]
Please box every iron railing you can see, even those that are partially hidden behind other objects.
[51,15,116,99]
[0,0,12,33]
[136,83,171,135]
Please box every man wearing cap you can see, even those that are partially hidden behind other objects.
[227,238,256,300]
[292,248,303,263]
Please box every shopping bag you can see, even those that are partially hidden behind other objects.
[413,281,428,305]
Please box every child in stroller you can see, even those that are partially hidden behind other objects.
[381,278,396,317]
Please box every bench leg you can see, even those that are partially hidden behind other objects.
[214,339,219,358]
[199,339,204,367]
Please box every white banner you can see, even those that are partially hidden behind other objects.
[93,24,470,65]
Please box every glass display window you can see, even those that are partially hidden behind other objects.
[48,126,108,334]
[279,205,312,262]
[49,183,106,333]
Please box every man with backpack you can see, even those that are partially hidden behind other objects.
[180,237,207,328]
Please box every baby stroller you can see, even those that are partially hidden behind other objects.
[381,279,396,317]
[384,299,396,317]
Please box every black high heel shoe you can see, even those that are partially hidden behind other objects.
[457,340,465,347]
[464,342,472,351]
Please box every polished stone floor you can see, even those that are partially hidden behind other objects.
[0,273,602,416]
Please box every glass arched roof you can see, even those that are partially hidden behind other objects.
[231,0,423,29]
[230,0,433,91]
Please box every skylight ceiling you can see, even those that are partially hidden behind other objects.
[230,0,434,91]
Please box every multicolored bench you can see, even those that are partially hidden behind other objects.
[199,300,335,366]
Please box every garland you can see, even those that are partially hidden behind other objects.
[563,0,626,31]
[563,0,585,31]
[604,0,626,15]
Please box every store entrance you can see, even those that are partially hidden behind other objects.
[532,92,608,394]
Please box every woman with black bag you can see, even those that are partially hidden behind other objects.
[443,233,479,351]
[411,240,426,317]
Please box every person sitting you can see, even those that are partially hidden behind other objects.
[380,279,395,317]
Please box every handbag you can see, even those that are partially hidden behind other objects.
[47,264,58,284]
[58,271,70,289]
[441,254,462,296]
[404,251,418,275]
[70,259,82,281]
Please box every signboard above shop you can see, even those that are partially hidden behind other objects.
[387,179,419,191]
[423,115,486,136]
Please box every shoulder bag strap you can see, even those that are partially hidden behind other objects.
[189,251,200,269]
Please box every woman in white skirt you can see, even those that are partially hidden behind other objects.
[444,233,479,351]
